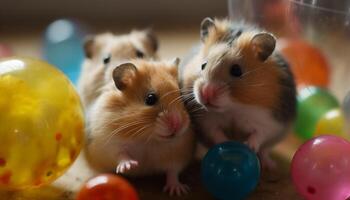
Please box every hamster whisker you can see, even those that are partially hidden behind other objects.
[106,120,151,138]
[99,115,152,130]
[131,124,153,139]
[102,121,145,138]
[188,107,206,114]
[241,65,270,78]
[168,95,185,107]
[160,89,181,100]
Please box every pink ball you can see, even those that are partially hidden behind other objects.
[291,135,350,200]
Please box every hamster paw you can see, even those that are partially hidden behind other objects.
[163,182,190,196]
[259,151,277,171]
[246,135,261,153]
[116,160,138,174]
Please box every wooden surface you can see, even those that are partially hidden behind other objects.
[0,135,303,200]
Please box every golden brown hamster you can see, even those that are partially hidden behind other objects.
[181,18,296,168]
[78,29,158,109]
[86,59,195,196]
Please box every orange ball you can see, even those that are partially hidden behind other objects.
[76,174,139,200]
[279,39,330,88]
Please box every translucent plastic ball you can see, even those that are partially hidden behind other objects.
[0,57,84,189]
[77,174,139,200]
[291,135,350,200]
[280,39,330,88]
[43,19,85,84]
[201,142,260,200]
[294,86,339,140]
[314,108,348,139]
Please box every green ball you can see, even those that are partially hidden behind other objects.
[294,86,339,140]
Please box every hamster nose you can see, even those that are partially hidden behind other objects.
[200,83,217,104]
[166,113,182,134]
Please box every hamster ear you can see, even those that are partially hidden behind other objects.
[167,57,180,78]
[83,36,95,59]
[200,17,215,42]
[251,33,276,61]
[112,63,138,90]
[171,57,180,67]
[83,33,113,59]
[143,28,158,52]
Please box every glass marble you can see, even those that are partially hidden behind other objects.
[201,142,260,200]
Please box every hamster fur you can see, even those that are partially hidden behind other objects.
[86,59,195,196]
[181,18,296,167]
[78,29,158,110]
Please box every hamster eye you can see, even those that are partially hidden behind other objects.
[103,54,111,64]
[145,93,158,106]
[136,50,144,58]
[230,64,242,77]
[201,61,207,70]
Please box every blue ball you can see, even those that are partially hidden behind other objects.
[201,141,260,200]
[43,19,85,85]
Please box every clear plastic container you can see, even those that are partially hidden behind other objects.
[228,0,350,99]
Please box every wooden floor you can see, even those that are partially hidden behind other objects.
[1,21,349,200]
[0,136,303,200]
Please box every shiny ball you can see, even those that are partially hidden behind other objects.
[201,141,260,200]
[280,39,330,88]
[294,86,339,140]
[0,57,84,189]
[76,174,139,200]
[314,108,347,139]
[43,19,85,84]
[291,135,350,200]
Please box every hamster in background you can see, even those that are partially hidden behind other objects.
[181,17,296,168]
[78,29,158,109]
[85,59,195,196]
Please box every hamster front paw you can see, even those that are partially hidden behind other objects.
[163,182,190,196]
[163,170,190,196]
[259,150,277,171]
[246,134,261,153]
[116,160,138,174]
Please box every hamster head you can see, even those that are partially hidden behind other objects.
[194,19,285,113]
[102,58,190,141]
[83,29,158,65]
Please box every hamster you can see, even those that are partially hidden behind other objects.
[78,29,158,109]
[181,17,296,168]
[85,59,195,196]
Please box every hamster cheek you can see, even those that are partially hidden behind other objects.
[193,78,206,105]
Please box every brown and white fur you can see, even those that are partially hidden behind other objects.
[78,29,158,110]
[181,18,296,168]
[85,59,195,196]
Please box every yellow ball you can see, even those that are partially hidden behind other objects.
[314,108,348,139]
[0,57,84,189]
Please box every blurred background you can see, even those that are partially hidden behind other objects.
[0,0,227,59]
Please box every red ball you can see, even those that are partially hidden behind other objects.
[280,39,330,88]
[76,174,139,200]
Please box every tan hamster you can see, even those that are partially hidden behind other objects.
[78,29,158,109]
[86,59,195,196]
[181,18,296,168]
